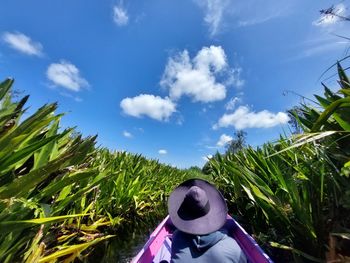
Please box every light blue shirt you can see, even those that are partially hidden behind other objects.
[171,229,247,263]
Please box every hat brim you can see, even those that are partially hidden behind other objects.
[168,179,227,235]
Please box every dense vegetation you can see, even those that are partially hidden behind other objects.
[1,63,349,263]
[206,63,350,262]
[0,78,192,262]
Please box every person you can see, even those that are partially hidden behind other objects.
[168,178,247,263]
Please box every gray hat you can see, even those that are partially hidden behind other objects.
[168,179,227,235]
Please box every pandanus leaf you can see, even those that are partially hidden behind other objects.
[0,214,89,234]
[337,62,350,89]
[311,97,350,131]
[0,152,73,199]
[0,79,14,101]
[38,235,114,263]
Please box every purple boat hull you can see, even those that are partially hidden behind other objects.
[132,215,273,263]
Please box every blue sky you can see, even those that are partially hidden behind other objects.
[1,0,349,168]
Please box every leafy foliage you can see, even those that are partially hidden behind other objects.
[0,78,191,262]
[2,63,350,262]
[208,63,350,262]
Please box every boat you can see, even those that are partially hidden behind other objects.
[132,215,274,263]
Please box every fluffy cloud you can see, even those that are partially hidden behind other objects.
[123,131,133,138]
[313,4,346,27]
[161,46,239,103]
[158,149,167,155]
[113,5,129,26]
[194,0,229,36]
[47,60,89,92]
[217,134,233,147]
[214,106,290,129]
[120,94,176,121]
[2,32,43,56]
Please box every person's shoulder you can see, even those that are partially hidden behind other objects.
[213,234,236,248]
[213,235,247,263]
[219,234,240,246]
[171,230,192,251]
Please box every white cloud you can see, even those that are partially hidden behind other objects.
[161,46,240,103]
[194,0,230,36]
[113,5,129,26]
[313,4,346,27]
[195,45,227,71]
[47,60,89,92]
[2,32,43,56]
[225,96,241,110]
[214,106,290,130]
[123,131,133,138]
[202,154,213,161]
[120,94,176,121]
[158,149,167,155]
[217,134,233,147]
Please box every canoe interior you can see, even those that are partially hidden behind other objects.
[132,215,273,263]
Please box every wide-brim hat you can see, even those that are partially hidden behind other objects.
[168,178,227,235]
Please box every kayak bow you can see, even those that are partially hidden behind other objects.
[132,215,273,263]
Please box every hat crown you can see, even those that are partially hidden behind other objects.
[179,186,210,220]
[184,186,208,208]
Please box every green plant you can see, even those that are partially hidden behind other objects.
[0,78,189,262]
[209,63,350,262]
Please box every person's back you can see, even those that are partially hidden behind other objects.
[171,229,247,263]
[168,178,247,263]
